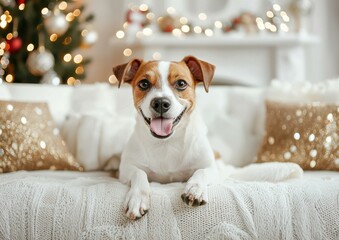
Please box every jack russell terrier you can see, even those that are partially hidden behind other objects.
[113,56,303,220]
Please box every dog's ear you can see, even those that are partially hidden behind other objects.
[182,55,215,92]
[113,59,142,88]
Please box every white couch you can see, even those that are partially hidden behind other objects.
[0,83,338,240]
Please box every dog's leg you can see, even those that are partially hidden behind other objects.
[181,163,219,207]
[121,165,150,220]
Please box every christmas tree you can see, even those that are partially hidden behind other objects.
[0,0,96,85]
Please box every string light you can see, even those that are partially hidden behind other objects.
[139,4,148,12]
[27,44,34,52]
[73,9,81,17]
[181,25,190,33]
[63,37,72,45]
[41,8,49,15]
[204,28,214,37]
[116,30,125,39]
[0,11,12,29]
[146,13,154,20]
[280,11,290,22]
[256,17,265,30]
[5,74,13,83]
[266,11,274,18]
[194,26,202,34]
[66,12,75,22]
[123,48,132,57]
[50,34,58,42]
[63,53,72,62]
[198,13,207,21]
[180,17,188,25]
[58,1,68,11]
[6,33,13,40]
[18,4,25,11]
[166,7,176,15]
[273,4,281,12]
[172,28,182,37]
[81,29,88,37]
[67,77,75,85]
[280,23,289,32]
[214,21,223,29]
[142,27,152,36]
[73,54,83,64]
[75,66,84,74]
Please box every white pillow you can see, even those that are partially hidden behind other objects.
[268,79,339,103]
[0,84,11,100]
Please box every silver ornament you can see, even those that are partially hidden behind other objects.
[41,70,61,85]
[44,11,69,36]
[0,0,15,7]
[81,30,98,48]
[27,50,55,76]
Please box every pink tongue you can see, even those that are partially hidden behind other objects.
[150,118,173,136]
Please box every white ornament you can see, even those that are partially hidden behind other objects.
[126,11,145,42]
[44,10,69,36]
[41,70,61,85]
[27,49,55,76]
[81,30,98,48]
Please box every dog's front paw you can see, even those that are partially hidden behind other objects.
[181,183,207,207]
[124,189,150,220]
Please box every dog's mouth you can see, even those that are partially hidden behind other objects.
[139,108,186,139]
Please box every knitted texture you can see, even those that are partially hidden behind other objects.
[1,171,338,240]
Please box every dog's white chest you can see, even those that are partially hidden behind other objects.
[147,169,195,183]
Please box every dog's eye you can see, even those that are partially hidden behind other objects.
[138,79,151,91]
[174,80,188,91]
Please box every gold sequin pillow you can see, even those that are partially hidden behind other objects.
[256,100,339,170]
[0,101,83,173]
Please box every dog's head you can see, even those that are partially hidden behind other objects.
[113,56,215,139]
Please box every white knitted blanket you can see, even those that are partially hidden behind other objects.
[1,171,339,240]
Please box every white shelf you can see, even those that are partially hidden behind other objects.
[111,33,319,47]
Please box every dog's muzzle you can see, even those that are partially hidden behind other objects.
[139,107,186,139]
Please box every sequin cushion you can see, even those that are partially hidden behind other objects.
[256,101,339,170]
[0,101,83,173]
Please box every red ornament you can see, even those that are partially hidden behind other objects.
[125,8,150,27]
[164,25,174,33]
[6,37,22,54]
[16,0,26,4]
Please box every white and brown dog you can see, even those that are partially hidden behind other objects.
[113,56,303,220]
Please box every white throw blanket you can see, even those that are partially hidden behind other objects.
[0,170,338,239]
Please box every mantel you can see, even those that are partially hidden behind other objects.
[110,34,319,86]
[111,34,319,47]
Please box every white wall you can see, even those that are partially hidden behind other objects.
[308,0,339,82]
[82,0,338,83]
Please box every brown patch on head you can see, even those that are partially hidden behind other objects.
[168,62,197,112]
[130,61,160,108]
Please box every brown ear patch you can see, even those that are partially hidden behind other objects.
[183,56,215,92]
[113,59,142,87]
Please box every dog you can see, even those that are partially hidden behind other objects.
[113,56,303,220]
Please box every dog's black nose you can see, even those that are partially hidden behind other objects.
[151,97,171,114]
